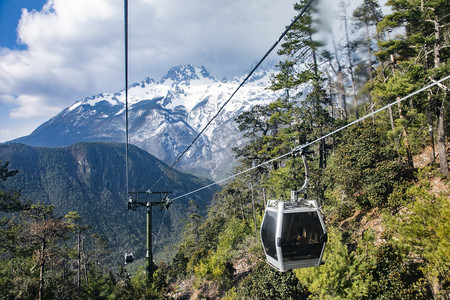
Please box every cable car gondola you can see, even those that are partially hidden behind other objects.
[124,251,134,264]
[260,149,327,271]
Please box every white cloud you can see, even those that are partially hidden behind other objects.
[0,0,349,142]
[0,0,124,120]
[10,94,61,118]
[1,0,296,104]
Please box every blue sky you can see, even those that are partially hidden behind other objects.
[0,0,347,143]
[0,0,47,49]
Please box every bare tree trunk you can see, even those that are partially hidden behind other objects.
[398,101,414,168]
[329,78,335,120]
[262,187,267,207]
[343,6,358,119]
[250,182,257,240]
[429,124,436,163]
[430,5,448,177]
[433,14,441,68]
[319,135,325,169]
[430,275,443,299]
[238,193,245,221]
[338,69,348,119]
[82,236,88,284]
[388,107,395,130]
[438,95,448,177]
[39,242,45,300]
[77,232,81,293]
[322,138,327,169]
[365,21,375,124]
[330,34,347,120]
[387,50,395,131]
[428,91,436,162]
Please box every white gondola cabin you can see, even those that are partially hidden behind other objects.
[124,251,134,264]
[261,198,327,271]
[260,147,327,271]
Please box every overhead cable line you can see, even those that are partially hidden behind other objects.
[170,75,450,202]
[124,0,130,198]
[146,0,316,193]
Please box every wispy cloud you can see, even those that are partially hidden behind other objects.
[0,0,346,141]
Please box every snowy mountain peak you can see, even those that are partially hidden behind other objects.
[160,65,216,86]
[14,64,281,179]
[140,77,155,87]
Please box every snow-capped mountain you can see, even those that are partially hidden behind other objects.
[12,65,281,179]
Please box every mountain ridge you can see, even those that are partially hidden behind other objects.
[11,64,281,179]
[0,141,220,265]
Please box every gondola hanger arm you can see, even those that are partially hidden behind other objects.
[291,146,311,202]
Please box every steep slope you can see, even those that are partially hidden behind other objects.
[12,65,280,179]
[0,142,219,266]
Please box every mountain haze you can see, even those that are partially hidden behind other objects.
[12,65,281,179]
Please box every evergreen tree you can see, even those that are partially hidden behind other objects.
[160,0,450,297]
[375,0,449,175]
[271,0,334,169]
[325,123,412,208]
[387,170,449,298]
[0,161,26,212]
[0,162,24,257]
[234,98,295,171]
[0,163,32,298]
[65,211,91,294]
[20,204,70,300]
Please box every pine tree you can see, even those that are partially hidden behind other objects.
[20,204,70,300]
[234,98,295,171]
[65,211,91,294]
[271,0,334,169]
[376,0,449,175]
[0,161,26,212]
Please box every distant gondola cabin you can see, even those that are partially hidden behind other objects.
[124,251,134,264]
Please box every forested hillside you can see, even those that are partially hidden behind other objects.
[161,0,448,298]
[0,142,219,298]
[0,0,448,299]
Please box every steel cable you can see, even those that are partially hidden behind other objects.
[146,0,316,193]
[171,75,450,201]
